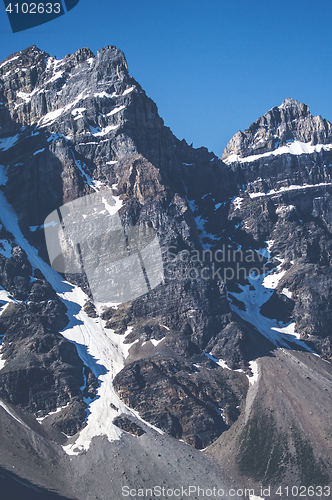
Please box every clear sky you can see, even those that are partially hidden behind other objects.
[1,0,332,157]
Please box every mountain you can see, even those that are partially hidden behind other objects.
[0,45,332,498]
[223,98,332,357]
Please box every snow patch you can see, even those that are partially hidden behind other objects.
[106,105,125,116]
[150,337,165,347]
[47,70,65,83]
[122,86,135,96]
[95,302,121,313]
[0,353,5,370]
[86,57,95,66]
[39,92,85,126]
[40,107,66,125]
[0,288,15,304]
[0,302,11,317]
[227,249,313,350]
[90,124,120,137]
[17,91,34,103]
[266,240,274,253]
[262,264,286,289]
[93,91,116,99]
[36,402,70,422]
[225,140,332,165]
[250,181,332,199]
[193,213,218,250]
[129,407,164,435]
[101,192,123,215]
[204,351,245,373]
[0,55,19,70]
[232,197,244,210]
[78,141,98,146]
[186,195,219,250]
[282,287,292,299]
[248,361,259,385]
[71,108,86,120]
[15,88,43,108]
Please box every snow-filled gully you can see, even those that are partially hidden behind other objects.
[0,190,163,455]
[227,250,315,353]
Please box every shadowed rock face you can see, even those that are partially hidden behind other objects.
[0,244,98,436]
[113,357,247,449]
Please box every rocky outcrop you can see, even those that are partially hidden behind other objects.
[113,415,146,436]
[222,98,332,160]
[113,357,247,449]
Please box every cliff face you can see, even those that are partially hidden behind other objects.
[0,45,247,448]
[1,46,332,493]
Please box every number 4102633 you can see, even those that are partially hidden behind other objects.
[275,485,331,496]
[6,3,61,14]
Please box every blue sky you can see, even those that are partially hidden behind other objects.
[1,0,332,157]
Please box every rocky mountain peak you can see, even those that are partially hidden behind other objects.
[0,43,133,136]
[222,97,332,160]
[279,96,306,111]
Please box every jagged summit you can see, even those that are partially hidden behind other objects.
[222,97,332,161]
[2,44,48,60]
[279,97,304,109]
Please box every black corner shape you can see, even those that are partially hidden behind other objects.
[63,0,79,11]
[3,0,80,33]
